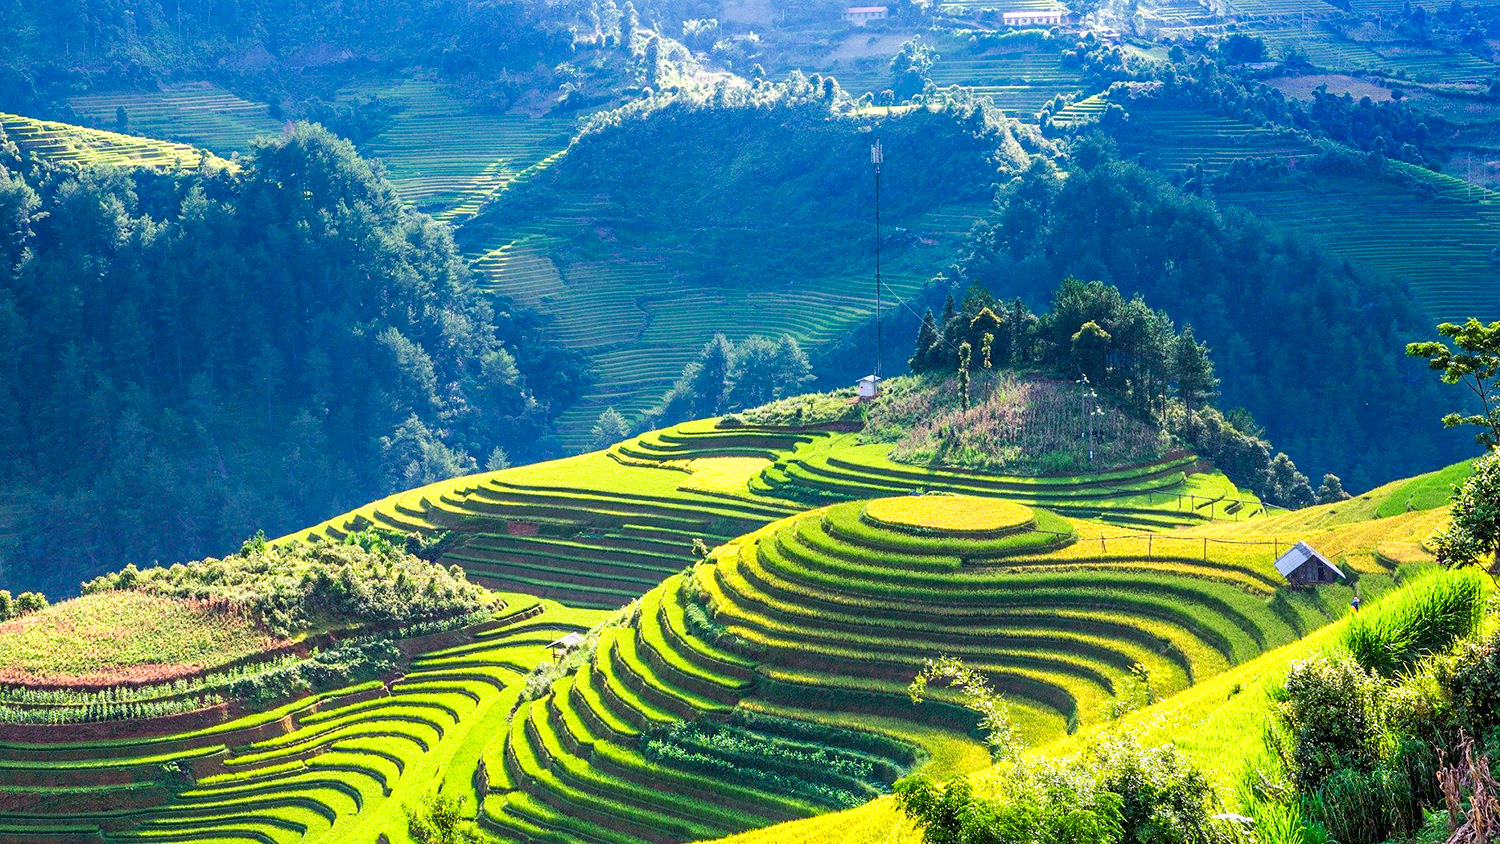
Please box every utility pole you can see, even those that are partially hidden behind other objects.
[872,139,883,379]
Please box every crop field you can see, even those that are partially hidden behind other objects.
[1217,163,1500,322]
[337,77,573,221]
[66,83,282,155]
[0,595,608,843]
[1116,106,1317,173]
[1048,93,1107,128]
[0,112,232,172]
[471,202,992,449]
[926,50,1085,120]
[479,494,1353,840]
[0,593,276,689]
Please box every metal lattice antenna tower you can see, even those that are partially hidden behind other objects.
[872,139,883,379]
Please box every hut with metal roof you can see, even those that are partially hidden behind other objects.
[1273,541,1345,586]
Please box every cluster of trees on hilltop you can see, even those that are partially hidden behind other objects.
[0,123,586,595]
[907,280,1335,506]
[950,144,1468,492]
[473,75,1028,289]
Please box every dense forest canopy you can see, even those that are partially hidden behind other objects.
[0,123,586,595]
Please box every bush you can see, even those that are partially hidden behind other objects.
[1273,654,1386,790]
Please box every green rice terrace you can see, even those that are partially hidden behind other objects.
[66,84,284,156]
[0,112,233,173]
[0,402,1467,843]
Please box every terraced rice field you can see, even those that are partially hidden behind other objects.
[1048,94,1108,128]
[1218,163,1500,322]
[338,77,573,220]
[290,415,1268,610]
[66,84,282,154]
[1253,28,1388,70]
[1220,0,1339,19]
[472,202,992,450]
[0,112,231,172]
[1117,106,1317,173]
[927,51,1085,120]
[0,596,606,843]
[480,495,1340,841]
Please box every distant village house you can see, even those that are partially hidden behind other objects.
[856,374,882,400]
[1001,8,1074,27]
[1273,541,1346,586]
[843,5,889,24]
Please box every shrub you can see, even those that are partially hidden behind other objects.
[1340,568,1486,676]
[1088,734,1231,844]
[1442,628,1500,739]
[896,761,1125,844]
[1273,654,1386,790]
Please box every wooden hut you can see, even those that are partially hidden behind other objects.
[1273,541,1345,586]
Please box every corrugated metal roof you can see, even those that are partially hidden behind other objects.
[1273,540,1345,579]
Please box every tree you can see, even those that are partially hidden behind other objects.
[728,335,783,408]
[1407,319,1500,449]
[590,407,631,451]
[1269,452,1315,509]
[1432,451,1500,575]
[1316,473,1351,504]
[1172,326,1218,414]
[687,334,733,417]
[1071,320,1112,384]
[380,416,478,491]
[406,792,483,844]
[890,40,937,101]
[958,342,972,410]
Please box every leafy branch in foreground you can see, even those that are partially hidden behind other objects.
[1407,318,1500,449]
[1432,451,1500,575]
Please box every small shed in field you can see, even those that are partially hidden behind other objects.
[1273,541,1345,586]
[856,374,882,400]
[548,632,585,661]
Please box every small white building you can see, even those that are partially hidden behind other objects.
[1001,8,1071,27]
[548,632,585,662]
[856,374,882,400]
[843,5,890,24]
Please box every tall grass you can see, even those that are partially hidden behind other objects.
[1340,568,1486,676]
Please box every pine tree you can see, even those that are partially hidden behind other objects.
[1172,325,1219,414]
[590,407,631,450]
[910,309,940,373]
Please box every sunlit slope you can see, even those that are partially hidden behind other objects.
[0,112,234,172]
[479,493,1346,842]
[699,472,1461,844]
[290,416,1264,610]
[0,595,609,844]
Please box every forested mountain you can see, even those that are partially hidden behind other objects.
[0,123,585,593]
